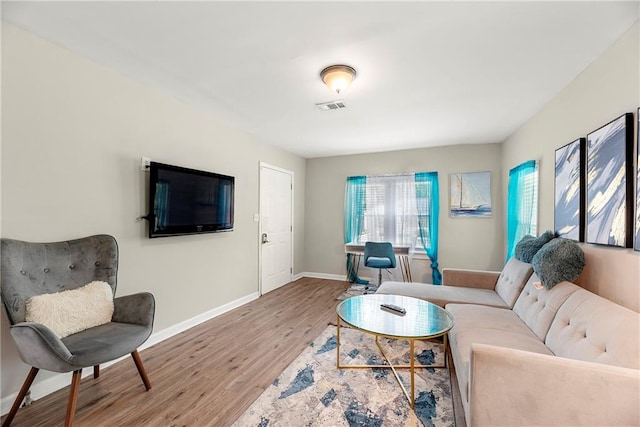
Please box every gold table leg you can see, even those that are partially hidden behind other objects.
[336,317,448,410]
[410,339,415,407]
[336,315,341,369]
[399,255,412,282]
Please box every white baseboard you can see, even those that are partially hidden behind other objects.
[1,271,373,414]
[1,291,259,415]
[299,272,373,282]
[299,272,345,281]
[139,291,259,351]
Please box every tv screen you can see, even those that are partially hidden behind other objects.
[148,162,234,238]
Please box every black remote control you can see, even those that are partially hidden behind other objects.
[380,303,406,315]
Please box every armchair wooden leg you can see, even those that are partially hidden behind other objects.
[64,370,82,427]
[131,350,152,391]
[93,365,100,379]
[2,367,39,427]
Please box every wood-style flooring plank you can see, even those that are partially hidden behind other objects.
[2,278,345,427]
[2,277,465,426]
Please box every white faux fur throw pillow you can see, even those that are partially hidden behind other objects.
[25,281,114,338]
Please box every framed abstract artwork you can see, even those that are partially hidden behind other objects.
[636,108,640,251]
[449,171,492,217]
[554,138,585,241]
[585,113,634,247]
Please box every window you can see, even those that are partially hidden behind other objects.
[344,171,442,284]
[506,160,539,260]
[521,169,539,235]
[360,174,423,249]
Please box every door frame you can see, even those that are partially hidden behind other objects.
[258,161,295,296]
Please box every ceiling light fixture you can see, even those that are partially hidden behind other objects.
[320,64,357,94]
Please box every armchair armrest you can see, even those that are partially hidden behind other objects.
[10,322,75,371]
[469,343,640,426]
[442,268,499,289]
[112,292,155,327]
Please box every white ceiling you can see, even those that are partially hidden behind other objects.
[2,1,638,158]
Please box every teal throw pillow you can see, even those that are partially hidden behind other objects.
[532,238,585,289]
[514,230,555,263]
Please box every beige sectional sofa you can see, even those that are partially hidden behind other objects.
[376,261,640,426]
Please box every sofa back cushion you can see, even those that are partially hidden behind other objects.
[512,274,581,340]
[494,258,533,307]
[546,290,640,370]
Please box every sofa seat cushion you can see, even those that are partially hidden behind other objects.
[376,282,509,308]
[546,290,640,370]
[446,303,553,414]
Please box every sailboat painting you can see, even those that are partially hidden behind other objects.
[449,172,492,217]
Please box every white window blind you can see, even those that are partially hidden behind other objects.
[359,174,425,249]
[521,169,539,236]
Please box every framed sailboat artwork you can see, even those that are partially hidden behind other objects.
[449,171,492,217]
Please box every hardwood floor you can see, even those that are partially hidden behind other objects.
[2,278,345,427]
[2,277,466,426]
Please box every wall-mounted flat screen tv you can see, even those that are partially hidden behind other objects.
[148,162,234,238]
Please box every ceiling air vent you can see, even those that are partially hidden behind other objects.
[315,100,346,111]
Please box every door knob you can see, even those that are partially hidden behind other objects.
[261,233,270,244]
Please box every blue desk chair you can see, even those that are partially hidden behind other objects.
[364,242,397,286]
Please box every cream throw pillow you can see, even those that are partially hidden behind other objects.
[25,281,114,338]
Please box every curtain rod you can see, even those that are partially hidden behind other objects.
[367,172,417,178]
[348,171,432,179]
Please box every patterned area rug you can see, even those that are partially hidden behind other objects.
[232,326,454,427]
[336,283,379,300]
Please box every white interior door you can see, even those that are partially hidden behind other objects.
[260,163,293,295]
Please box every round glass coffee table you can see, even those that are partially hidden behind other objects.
[336,294,454,409]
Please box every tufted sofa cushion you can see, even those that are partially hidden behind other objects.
[512,274,581,340]
[545,290,640,370]
[494,257,533,308]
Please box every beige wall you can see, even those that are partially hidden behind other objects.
[1,24,306,400]
[304,143,505,283]
[502,23,640,312]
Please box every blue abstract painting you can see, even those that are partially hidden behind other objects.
[636,109,640,251]
[449,171,492,217]
[555,138,584,241]
[586,113,632,247]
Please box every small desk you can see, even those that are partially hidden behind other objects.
[344,242,412,284]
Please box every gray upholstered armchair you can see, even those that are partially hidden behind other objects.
[0,235,155,427]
